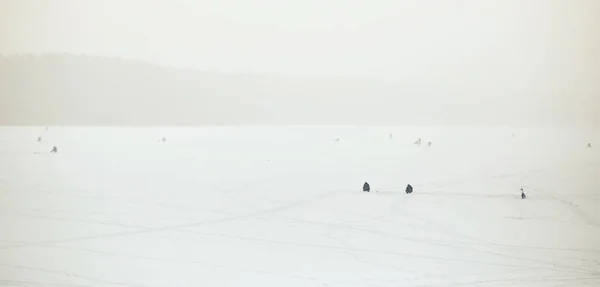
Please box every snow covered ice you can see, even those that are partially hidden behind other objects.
[0,126,599,287]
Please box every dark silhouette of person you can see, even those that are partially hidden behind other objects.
[405,184,413,194]
[50,146,58,153]
[363,182,370,192]
[521,187,526,199]
[37,137,42,142]
[428,141,432,147]
[588,143,592,148]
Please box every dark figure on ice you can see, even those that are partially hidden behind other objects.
[37,137,42,142]
[334,138,340,142]
[363,182,370,192]
[405,184,413,194]
[428,141,432,147]
[50,146,58,153]
[414,138,421,146]
[521,187,526,199]
[588,142,592,148]
[161,137,166,142]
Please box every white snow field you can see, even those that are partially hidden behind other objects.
[0,126,599,287]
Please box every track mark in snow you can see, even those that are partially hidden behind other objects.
[0,189,346,251]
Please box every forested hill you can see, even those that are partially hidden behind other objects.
[0,54,597,126]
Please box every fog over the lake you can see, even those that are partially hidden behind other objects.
[1,0,599,126]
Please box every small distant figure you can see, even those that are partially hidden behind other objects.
[161,137,166,142]
[50,146,58,153]
[428,141,432,147]
[521,187,526,199]
[414,137,421,146]
[334,138,340,142]
[405,184,413,194]
[389,133,393,140]
[588,142,592,148]
[37,137,42,142]
[363,182,370,192]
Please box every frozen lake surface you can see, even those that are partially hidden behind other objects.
[1,126,599,286]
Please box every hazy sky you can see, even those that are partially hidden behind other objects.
[1,0,599,81]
